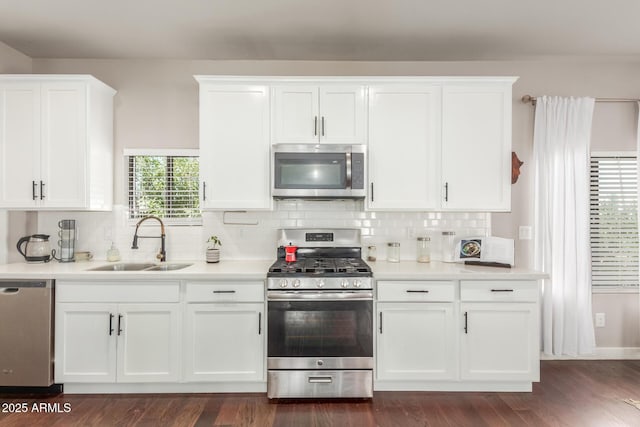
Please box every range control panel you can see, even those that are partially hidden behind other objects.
[305,233,333,242]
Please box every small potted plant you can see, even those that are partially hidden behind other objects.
[206,235,222,263]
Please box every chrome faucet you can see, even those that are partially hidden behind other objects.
[131,215,166,262]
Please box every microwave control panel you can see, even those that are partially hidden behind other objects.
[351,153,364,189]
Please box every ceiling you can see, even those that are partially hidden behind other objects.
[1,0,640,61]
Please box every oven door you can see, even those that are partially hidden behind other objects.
[267,292,373,370]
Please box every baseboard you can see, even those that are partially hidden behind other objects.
[541,347,640,360]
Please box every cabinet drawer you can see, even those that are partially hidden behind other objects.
[377,281,455,302]
[460,280,538,302]
[56,281,180,303]
[185,281,264,302]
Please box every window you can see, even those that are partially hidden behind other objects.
[590,152,638,291]
[126,149,200,224]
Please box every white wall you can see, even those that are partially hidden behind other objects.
[24,58,640,350]
[0,41,32,73]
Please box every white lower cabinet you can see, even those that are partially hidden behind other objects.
[375,279,540,390]
[459,280,540,382]
[55,303,117,382]
[54,281,181,384]
[377,302,456,381]
[376,281,457,382]
[183,281,265,382]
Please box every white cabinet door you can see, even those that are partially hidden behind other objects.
[0,82,41,208]
[0,76,114,210]
[185,303,264,382]
[40,82,88,208]
[199,83,271,210]
[116,304,180,383]
[368,85,441,210]
[460,302,539,381]
[318,85,366,144]
[441,85,512,211]
[272,85,366,145]
[272,85,319,144]
[55,303,118,383]
[376,302,457,381]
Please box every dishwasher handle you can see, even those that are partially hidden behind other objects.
[0,288,20,294]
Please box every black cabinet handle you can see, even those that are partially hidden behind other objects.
[371,182,374,202]
[321,116,325,136]
[213,290,236,294]
[444,182,449,202]
[464,311,468,334]
[40,181,45,200]
[109,313,114,336]
[117,314,123,336]
[406,290,430,293]
[32,181,37,200]
[314,116,318,136]
[379,312,383,334]
[202,182,206,201]
[258,312,262,335]
[491,289,514,292]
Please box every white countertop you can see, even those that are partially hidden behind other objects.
[0,260,273,281]
[370,260,547,280]
[0,259,546,281]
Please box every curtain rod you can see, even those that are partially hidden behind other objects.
[521,95,640,105]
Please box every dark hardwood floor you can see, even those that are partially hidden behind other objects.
[1,360,639,427]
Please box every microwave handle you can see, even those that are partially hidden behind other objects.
[346,152,352,189]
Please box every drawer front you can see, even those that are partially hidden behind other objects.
[56,281,180,303]
[460,280,538,302]
[377,281,455,302]
[185,281,264,302]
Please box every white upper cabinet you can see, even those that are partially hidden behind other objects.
[441,83,513,211]
[0,75,115,210]
[272,84,366,144]
[368,85,441,210]
[197,80,272,210]
[367,77,516,212]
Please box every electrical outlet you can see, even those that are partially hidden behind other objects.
[595,312,606,328]
[519,225,533,240]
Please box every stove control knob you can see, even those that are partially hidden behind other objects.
[292,279,301,288]
[316,279,325,288]
[353,280,362,288]
[279,279,288,288]
[341,279,349,288]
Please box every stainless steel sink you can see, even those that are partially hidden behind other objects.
[88,263,157,271]
[144,263,193,271]
[87,263,193,272]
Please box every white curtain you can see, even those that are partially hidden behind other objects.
[533,96,596,356]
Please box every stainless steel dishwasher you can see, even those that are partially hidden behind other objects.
[0,279,54,387]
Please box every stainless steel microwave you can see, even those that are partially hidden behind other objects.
[272,144,366,199]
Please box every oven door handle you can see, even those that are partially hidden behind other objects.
[267,291,373,301]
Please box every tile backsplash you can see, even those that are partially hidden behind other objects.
[36,200,490,262]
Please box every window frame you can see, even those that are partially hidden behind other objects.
[590,150,639,294]
[124,148,201,226]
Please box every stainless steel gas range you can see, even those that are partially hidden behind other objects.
[266,229,373,399]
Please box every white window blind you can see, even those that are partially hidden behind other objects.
[589,153,638,290]
[127,152,200,222]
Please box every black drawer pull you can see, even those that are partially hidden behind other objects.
[490,289,514,292]
[406,290,430,293]
[213,290,236,294]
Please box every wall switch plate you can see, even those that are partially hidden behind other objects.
[595,312,606,328]
[519,225,533,240]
